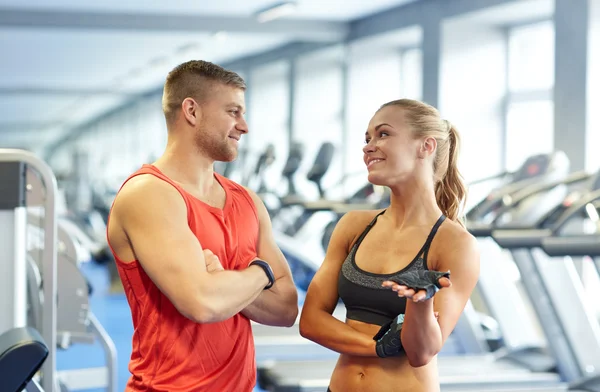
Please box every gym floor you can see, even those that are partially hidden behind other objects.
[56,261,270,392]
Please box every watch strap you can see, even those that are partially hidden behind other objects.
[249,259,275,290]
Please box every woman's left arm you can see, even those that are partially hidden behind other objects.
[385,231,480,367]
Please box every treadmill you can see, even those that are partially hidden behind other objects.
[254,153,574,392]
[538,170,600,275]
[466,152,593,374]
[490,170,600,392]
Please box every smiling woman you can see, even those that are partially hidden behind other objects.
[299,98,480,392]
[364,99,467,225]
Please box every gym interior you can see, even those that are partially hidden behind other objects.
[1,0,600,391]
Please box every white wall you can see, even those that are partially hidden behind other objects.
[440,19,506,182]
[587,0,600,172]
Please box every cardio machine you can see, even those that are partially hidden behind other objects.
[466,151,578,373]
[0,326,49,392]
[0,149,118,392]
[489,167,600,391]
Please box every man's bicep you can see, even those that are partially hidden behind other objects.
[119,178,209,320]
[433,234,480,342]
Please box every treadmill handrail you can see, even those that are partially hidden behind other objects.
[300,199,374,212]
[549,188,600,234]
[490,228,553,249]
[466,174,567,221]
[511,171,589,204]
[467,170,512,186]
[485,176,554,200]
[540,235,600,257]
[491,171,590,222]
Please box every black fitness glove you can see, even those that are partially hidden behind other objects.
[388,270,450,301]
[373,314,405,358]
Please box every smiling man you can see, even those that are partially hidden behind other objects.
[106,60,299,392]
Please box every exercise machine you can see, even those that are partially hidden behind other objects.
[266,141,306,219]
[0,149,59,391]
[466,151,579,373]
[0,326,49,392]
[490,170,600,391]
[246,143,276,194]
[27,212,118,391]
[0,149,117,392]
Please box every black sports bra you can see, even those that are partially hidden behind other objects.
[337,210,446,326]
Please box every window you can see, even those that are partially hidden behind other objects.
[248,61,290,194]
[505,100,554,171]
[293,47,344,199]
[508,21,555,92]
[504,20,555,172]
[587,2,600,172]
[345,48,403,194]
[400,48,423,100]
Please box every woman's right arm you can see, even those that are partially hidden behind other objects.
[299,212,378,357]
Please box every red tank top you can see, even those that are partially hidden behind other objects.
[107,164,259,392]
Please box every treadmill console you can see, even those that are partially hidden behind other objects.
[512,154,552,182]
[467,153,562,223]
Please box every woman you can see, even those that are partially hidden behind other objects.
[298,99,480,392]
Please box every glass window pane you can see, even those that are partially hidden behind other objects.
[345,50,402,194]
[508,21,555,92]
[248,61,290,193]
[294,47,344,199]
[505,100,554,171]
[587,3,600,172]
[400,48,423,100]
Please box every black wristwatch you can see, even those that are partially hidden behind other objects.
[249,259,275,290]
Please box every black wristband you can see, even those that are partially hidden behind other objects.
[249,259,275,290]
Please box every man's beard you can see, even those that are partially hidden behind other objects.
[194,132,237,162]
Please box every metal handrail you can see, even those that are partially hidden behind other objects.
[0,149,57,392]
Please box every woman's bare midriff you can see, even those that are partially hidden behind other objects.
[328,319,440,392]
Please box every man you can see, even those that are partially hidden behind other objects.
[106,60,299,392]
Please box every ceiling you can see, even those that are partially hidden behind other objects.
[0,0,418,151]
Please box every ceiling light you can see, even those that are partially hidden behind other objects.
[213,31,228,41]
[255,1,297,23]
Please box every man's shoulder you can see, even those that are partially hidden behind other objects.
[112,173,186,221]
[118,173,178,200]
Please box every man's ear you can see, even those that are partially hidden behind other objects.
[181,98,200,126]
[419,137,437,159]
